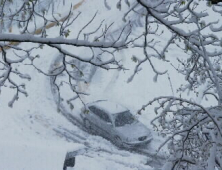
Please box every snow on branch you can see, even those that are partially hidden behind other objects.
[116,0,222,169]
[0,0,134,107]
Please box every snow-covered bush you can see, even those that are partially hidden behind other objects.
[115,0,222,169]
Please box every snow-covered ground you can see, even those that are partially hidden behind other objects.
[0,0,219,170]
[0,1,158,169]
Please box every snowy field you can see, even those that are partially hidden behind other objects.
[0,0,220,170]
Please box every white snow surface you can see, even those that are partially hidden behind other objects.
[0,1,154,170]
[0,0,219,170]
[0,139,84,170]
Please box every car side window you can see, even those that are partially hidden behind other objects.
[89,106,96,113]
[89,106,111,123]
[98,109,111,123]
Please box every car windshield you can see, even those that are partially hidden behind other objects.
[114,111,136,127]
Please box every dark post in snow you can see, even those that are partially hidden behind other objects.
[63,152,76,170]
[208,0,222,4]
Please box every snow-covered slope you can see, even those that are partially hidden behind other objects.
[0,1,155,169]
[0,0,219,170]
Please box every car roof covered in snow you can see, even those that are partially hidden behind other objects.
[88,100,128,114]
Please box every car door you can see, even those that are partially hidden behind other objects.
[95,108,113,139]
[88,106,113,137]
[87,106,102,132]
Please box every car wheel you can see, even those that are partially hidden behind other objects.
[114,136,123,148]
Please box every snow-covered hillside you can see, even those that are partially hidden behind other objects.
[0,1,158,169]
[0,0,220,170]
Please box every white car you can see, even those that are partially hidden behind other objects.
[80,100,153,148]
